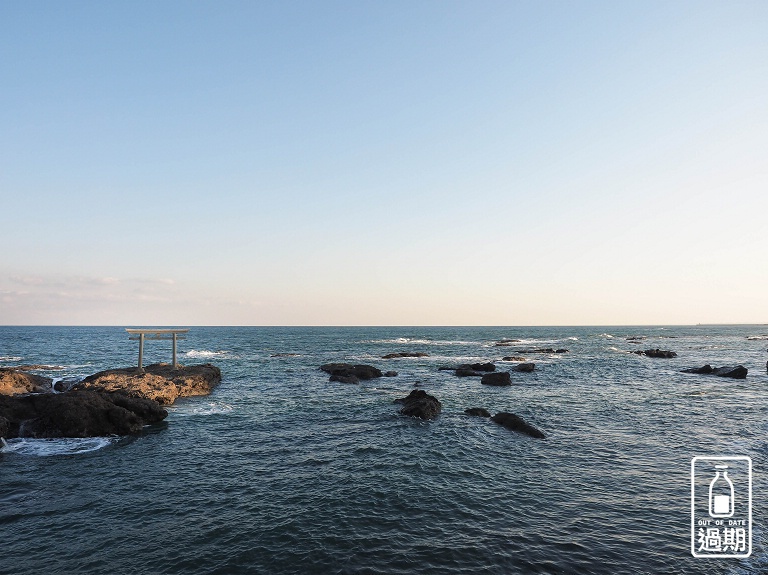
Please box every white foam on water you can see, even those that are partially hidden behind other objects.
[0,356,22,362]
[185,349,235,359]
[363,338,481,346]
[597,333,614,339]
[567,337,579,341]
[168,401,234,417]
[1,436,117,456]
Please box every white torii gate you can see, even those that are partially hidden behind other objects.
[126,328,189,372]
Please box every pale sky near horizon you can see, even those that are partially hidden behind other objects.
[1,1,766,326]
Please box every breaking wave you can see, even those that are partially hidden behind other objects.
[184,349,234,359]
[1,436,118,457]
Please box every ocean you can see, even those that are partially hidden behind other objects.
[1,325,767,574]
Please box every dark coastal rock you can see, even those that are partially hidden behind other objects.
[320,363,383,380]
[491,412,546,439]
[514,363,536,372]
[465,407,491,417]
[626,336,646,341]
[0,368,53,396]
[0,415,9,439]
[0,390,167,438]
[642,349,677,358]
[712,366,748,379]
[459,363,496,372]
[501,356,527,362]
[381,352,429,359]
[456,368,483,377]
[681,364,747,379]
[75,363,221,406]
[394,389,441,420]
[514,348,568,354]
[481,372,512,386]
[53,377,81,393]
[329,374,359,384]
[383,371,398,377]
[681,365,714,374]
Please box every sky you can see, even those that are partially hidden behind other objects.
[1,0,767,326]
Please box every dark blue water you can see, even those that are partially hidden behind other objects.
[2,326,768,574]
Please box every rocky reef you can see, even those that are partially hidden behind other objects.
[0,390,167,438]
[0,368,52,395]
[75,363,222,405]
[394,389,442,420]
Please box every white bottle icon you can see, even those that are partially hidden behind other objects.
[709,464,734,518]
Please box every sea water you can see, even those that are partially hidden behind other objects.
[1,325,767,574]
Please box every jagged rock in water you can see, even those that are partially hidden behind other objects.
[481,372,512,386]
[459,363,496,372]
[514,363,535,372]
[501,356,527,362]
[491,412,546,438]
[75,363,221,406]
[681,364,747,379]
[0,368,53,396]
[456,368,483,377]
[329,374,359,384]
[642,349,677,358]
[712,366,748,379]
[381,352,429,359]
[383,371,398,377]
[681,365,714,374]
[394,389,441,420]
[513,348,568,354]
[464,407,491,417]
[0,390,167,438]
[320,363,383,380]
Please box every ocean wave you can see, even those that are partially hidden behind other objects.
[168,401,234,417]
[0,356,22,362]
[184,349,235,359]
[597,333,614,339]
[363,338,481,346]
[567,337,579,341]
[1,436,118,456]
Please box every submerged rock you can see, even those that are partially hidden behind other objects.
[464,407,491,417]
[320,363,383,380]
[491,412,546,438]
[513,348,568,354]
[456,368,483,377]
[0,390,167,438]
[501,356,527,362]
[639,349,677,358]
[481,372,512,386]
[329,374,359,384]
[681,365,714,374]
[394,389,441,420]
[383,371,398,377]
[75,363,221,406]
[460,363,496,372]
[681,364,747,379]
[514,363,536,372]
[0,368,53,396]
[381,352,428,359]
[712,365,748,379]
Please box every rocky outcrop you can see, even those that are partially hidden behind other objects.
[713,366,748,379]
[394,390,441,420]
[53,377,81,392]
[382,352,428,359]
[75,363,221,405]
[329,374,359,384]
[0,390,167,438]
[501,356,527,362]
[0,368,53,396]
[320,363,383,381]
[512,348,568,354]
[491,412,546,438]
[481,372,512,386]
[682,365,714,374]
[12,365,66,371]
[464,407,491,417]
[634,349,677,358]
[514,363,535,372]
[681,365,747,379]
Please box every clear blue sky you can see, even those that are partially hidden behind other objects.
[1,1,766,325]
